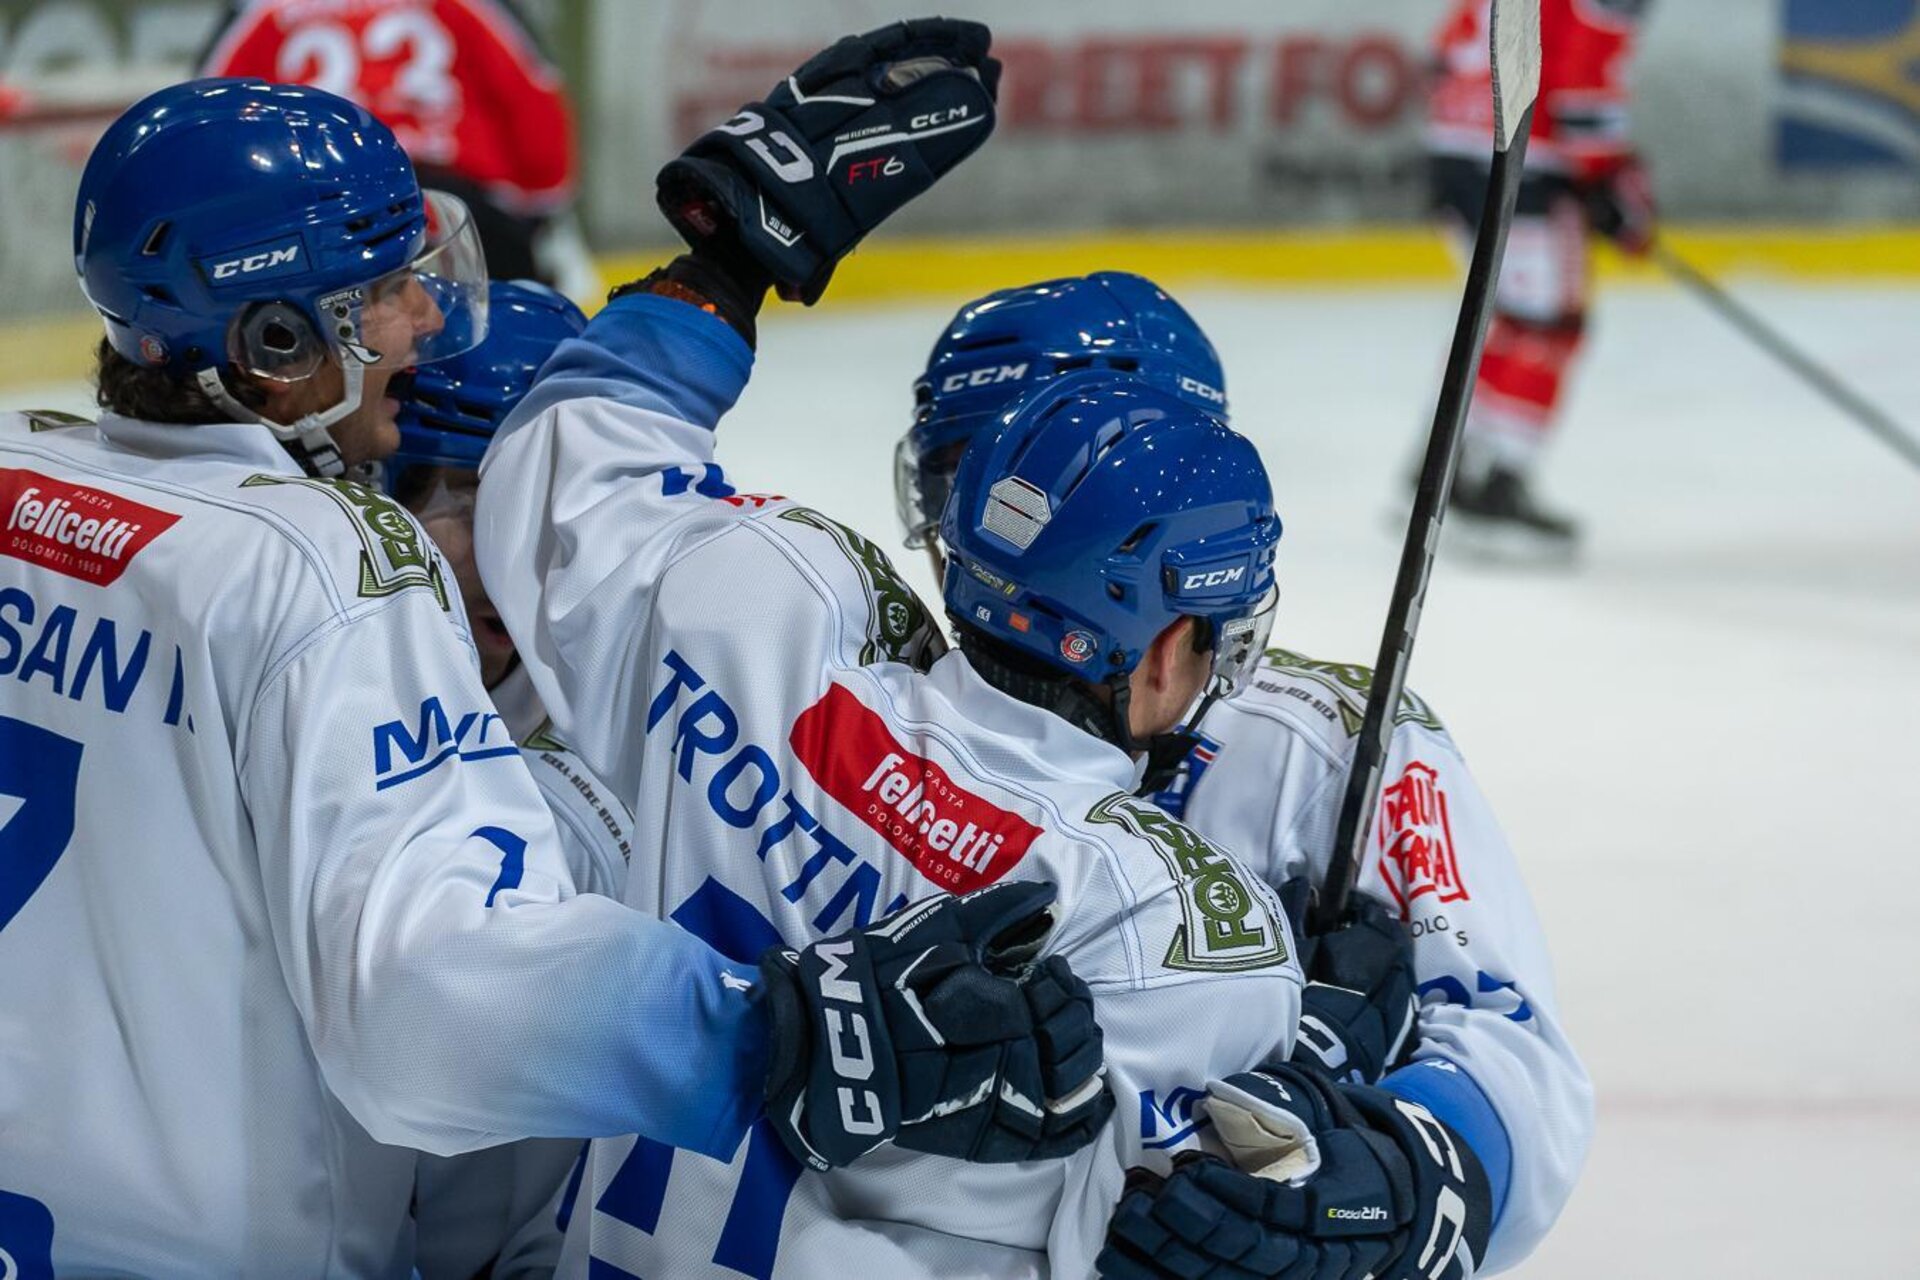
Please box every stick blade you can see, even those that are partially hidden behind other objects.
[1489,0,1543,152]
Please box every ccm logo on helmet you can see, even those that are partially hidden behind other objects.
[813,939,885,1140]
[1181,566,1245,591]
[1178,375,1226,406]
[209,245,301,280]
[941,362,1027,394]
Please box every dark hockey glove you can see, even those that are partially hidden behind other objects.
[758,880,1110,1171]
[657,17,1001,304]
[1581,152,1658,256]
[894,949,1115,1162]
[1096,1063,1492,1280]
[1286,886,1418,1085]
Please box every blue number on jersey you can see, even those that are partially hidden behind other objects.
[0,1187,57,1279]
[0,716,84,932]
[590,877,802,1280]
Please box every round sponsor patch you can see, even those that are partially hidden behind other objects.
[1060,629,1098,665]
[1199,872,1248,920]
[138,334,168,366]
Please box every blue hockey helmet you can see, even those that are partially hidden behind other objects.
[896,271,1226,550]
[74,78,490,473]
[385,280,587,496]
[941,370,1280,743]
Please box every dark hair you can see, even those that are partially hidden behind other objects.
[93,338,268,424]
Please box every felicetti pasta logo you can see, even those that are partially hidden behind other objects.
[790,683,1043,895]
[1,468,180,586]
[1776,0,1920,170]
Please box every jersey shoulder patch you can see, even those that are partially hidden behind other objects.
[1085,792,1292,975]
[20,410,93,433]
[1248,646,1446,741]
[776,506,946,670]
[235,473,451,611]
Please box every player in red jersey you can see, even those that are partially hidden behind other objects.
[201,0,599,300]
[1424,0,1656,558]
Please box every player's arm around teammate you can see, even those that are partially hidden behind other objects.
[1126,672,1594,1276]
[471,26,1347,1276]
[893,276,1592,1275]
[0,79,1097,1276]
[474,16,1118,1171]
[388,280,627,1278]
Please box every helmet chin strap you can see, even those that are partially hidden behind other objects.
[196,358,365,478]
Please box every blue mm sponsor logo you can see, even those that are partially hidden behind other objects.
[1776,0,1920,170]
[1139,1085,1212,1150]
[372,696,516,790]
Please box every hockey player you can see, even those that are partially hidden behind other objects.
[1422,0,1657,557]
[202,0,600,299]
[386,279,620,1278]
[897,278,1593,1276]
[0,79,1104,1276]
[474,20,1320,1277]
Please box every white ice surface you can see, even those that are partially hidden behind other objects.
[8,279,1917,1276]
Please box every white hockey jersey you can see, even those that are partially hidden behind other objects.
[475,293,1305,1279]
[0,413,768,1277]
[412,672,638,1280]
[1143,649,1594,1275]
[512,666,635,902]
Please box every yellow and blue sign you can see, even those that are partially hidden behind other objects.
[1778,0,1920,169]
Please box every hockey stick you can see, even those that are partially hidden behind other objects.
[1652,243,1920,473]
[1312,0,1541,934]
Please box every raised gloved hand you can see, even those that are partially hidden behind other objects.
[758,880,1112,1171]
[1282,884,1417,1085]
[657,17,1001,305]
[1582,152,1657,256]
[1096,1062,1491,1280]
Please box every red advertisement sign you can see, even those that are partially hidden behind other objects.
[791,683,1042,894]
[2,469,180,587]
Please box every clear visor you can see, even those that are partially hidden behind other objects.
[894,430,933,548]
[1209,585,1278,700]
[232,189,490,383]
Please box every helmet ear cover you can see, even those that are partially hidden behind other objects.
[230,300,328,383]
